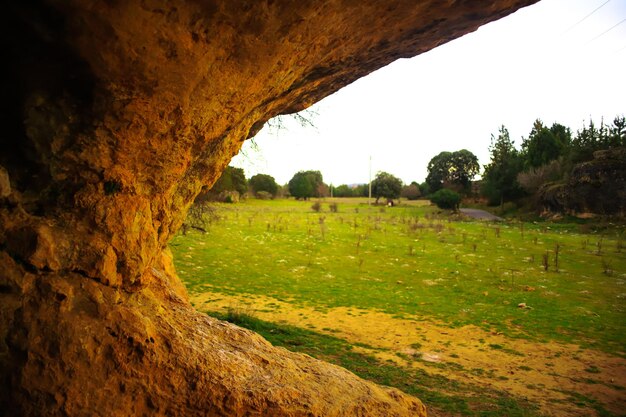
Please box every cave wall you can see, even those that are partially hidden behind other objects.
[0,1,537,415]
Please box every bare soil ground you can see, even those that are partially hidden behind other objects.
[191,289,626,417]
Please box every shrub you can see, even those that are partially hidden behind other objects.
[221,191,239,203]
[429,189,461,210]
[329,202,338,212]
[311,201,322,212]
[256,190,273,200]
[517,159,563,194]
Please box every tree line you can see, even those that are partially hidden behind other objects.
[199,113,624,211]
[481,115,625,208]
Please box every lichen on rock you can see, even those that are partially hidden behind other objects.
[0,1,537,415]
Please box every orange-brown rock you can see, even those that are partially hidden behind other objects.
[0,1,536,415]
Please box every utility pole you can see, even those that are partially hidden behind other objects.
[368,156,372,206]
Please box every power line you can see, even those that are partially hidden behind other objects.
[590,18,626,42]
[563,0,611,34]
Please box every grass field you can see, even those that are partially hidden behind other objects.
[170,198,626,417]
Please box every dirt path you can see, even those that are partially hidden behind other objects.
[459,208,503,221]
[191,289,626,417]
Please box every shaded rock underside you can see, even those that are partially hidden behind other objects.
[0,1,536,415]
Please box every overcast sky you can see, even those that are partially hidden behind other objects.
[232,0,626,186]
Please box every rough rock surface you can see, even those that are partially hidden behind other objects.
[539,147,626,216]
[0,1,536,415]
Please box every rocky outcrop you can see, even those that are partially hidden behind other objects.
[540,147,626,216]
[0,1,536,415]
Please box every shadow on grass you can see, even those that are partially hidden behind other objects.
[209,309,542,417]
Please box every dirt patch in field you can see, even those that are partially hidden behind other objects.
[191,288,626,417]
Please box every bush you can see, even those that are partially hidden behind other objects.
[329,202,338,212]
[517,159,563,195]
[311,201,322,212]
[221,191,239,203]
[256,190,273,200]
[429,189,461,210]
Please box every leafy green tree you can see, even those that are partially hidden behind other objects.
[249,174,278,197]
[481,125,524,206]
[209,166,248,196]
[429,188,461,210]
[426,149,479,194]
[371,171,402,203]
[288,170,325,200]
[333,184,354,197]
[521,120,570,169]
[450,149,480,192]
[354,184,369,197]
[425,151,452,193]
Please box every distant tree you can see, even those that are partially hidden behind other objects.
[569,118,612,164]
[371,171,402,204]
[333,184,354,197]
[609,115,626,148]
[425,151,452,193]
[429,188,461,210]
[418,181,431,197]
[354,184,369,197]
[205,166,247,200]
[288,173,313,200]
[481,125,524,206]
[278,183,290,198]
[521,120,570,169]
[401,182,421,200]
[426,149,479,194]
[249,174,278,197]
[316,182,330,198]
[449,149,480,192]
[288,170,325,200]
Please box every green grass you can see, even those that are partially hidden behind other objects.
[210,309,541,417]
[171,198,626,355]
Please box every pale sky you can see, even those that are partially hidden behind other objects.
[232,0,626,186]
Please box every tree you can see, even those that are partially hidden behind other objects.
[425,151,452,193]
[288,170,325,200]
[333,184,354,197]
[521,120,570,169]
[371,171,402,203]
[200,166,247,201]
[354,184,369,197]
[426,149,479,194]
[401,182,421,200]
[209,166,247,196]
[609,115,626,148]
[449,149,480,192]
[481,125,524,206]
[249,174,278,197]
